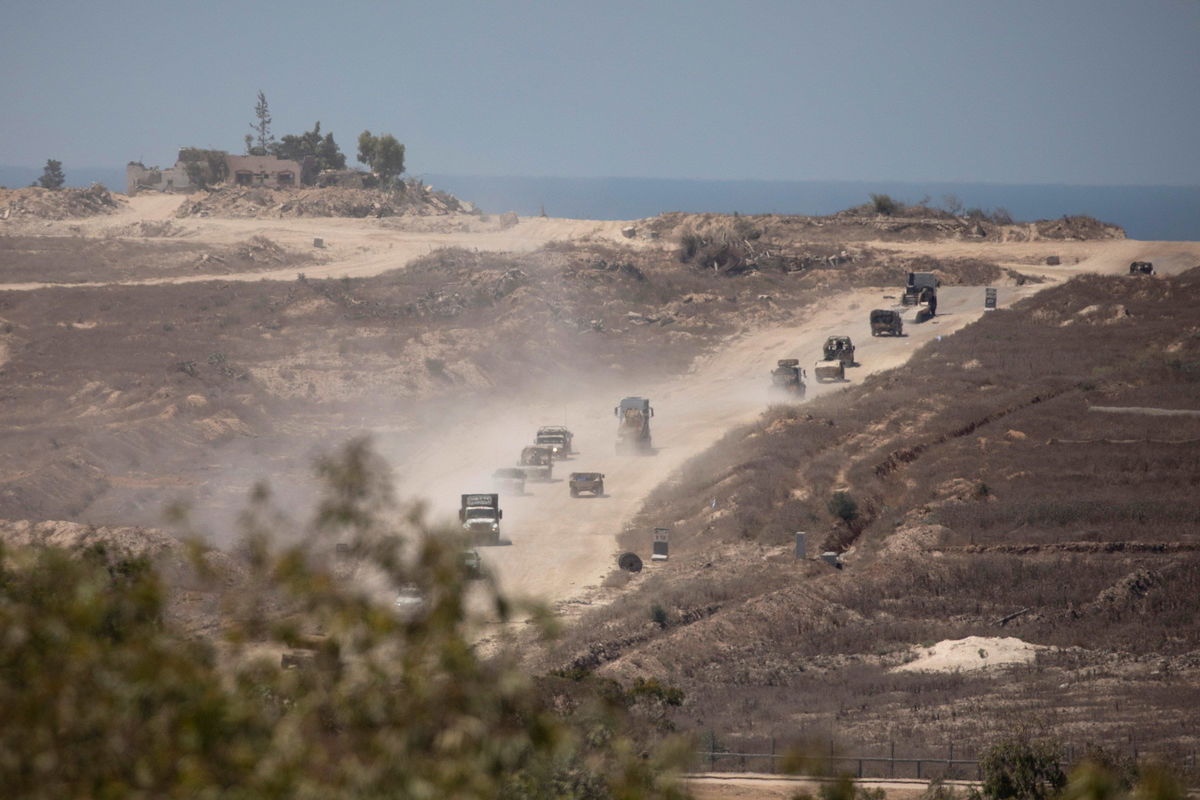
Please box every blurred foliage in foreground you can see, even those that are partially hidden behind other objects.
[0,439,689,799]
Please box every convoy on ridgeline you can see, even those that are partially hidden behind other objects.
[468,271,953,558]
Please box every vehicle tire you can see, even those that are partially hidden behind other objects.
[570,489,578,497]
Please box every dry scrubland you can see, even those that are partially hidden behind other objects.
[0,207,1030,534]
[3,186,1198,792]
[549,268,1200,768]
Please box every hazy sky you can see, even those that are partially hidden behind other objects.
[2,0,1197,184]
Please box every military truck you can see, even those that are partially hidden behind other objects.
[518,445,554,482]
[822,335,856,366]
[459,493,503,545]
[492,468,526,495]
[869,309,903,336]
[615,396,653,454]
[536,426,574,456]
[770,358,807,399]
[902,272,940,306]
[813,359,845,383]
[1129,261,1155,276]
[569,472,605,497]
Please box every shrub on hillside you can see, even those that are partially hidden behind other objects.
[979,734,1066,800]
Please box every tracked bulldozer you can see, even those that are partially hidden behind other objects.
[902,271,939,319]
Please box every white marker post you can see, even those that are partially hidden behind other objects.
[652,528,669,561]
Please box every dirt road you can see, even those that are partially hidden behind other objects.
[5,195,1195,614]
[386,283,1042,610]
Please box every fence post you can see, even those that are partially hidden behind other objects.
[858,759,864,779]
[949,743,954,778]
[771,737,776,774]
[710,730,716,772]
[917,759,923,780]
[891,741,896,779]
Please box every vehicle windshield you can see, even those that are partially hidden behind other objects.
[537,435,565,443]
[465,508,495,519]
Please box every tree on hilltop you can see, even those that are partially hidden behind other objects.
[245,90,274,156]
[271,121,346,183]
[37,159,65,190]
[357,130,405,188]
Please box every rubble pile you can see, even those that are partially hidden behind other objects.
[0,185,124,220]
[175,183,472,219]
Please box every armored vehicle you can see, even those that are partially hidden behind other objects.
[569,472,605,497]
[770,358,807,398]
[822,336,856,366]
[518,445,554,482]
[869,309,903,336]
[459,493,503,545]
[814,359,845,383]
[536,426,574,456]
[615,396,653,454]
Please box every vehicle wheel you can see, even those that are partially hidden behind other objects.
[570,489,578,497]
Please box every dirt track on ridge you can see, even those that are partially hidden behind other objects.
[5,195,1198,615]
[388,284,1042,611]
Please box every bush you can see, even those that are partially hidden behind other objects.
[0,439,689,798]
[827,491,859,524]
[979,734,1066,800]
[870,193,900,216]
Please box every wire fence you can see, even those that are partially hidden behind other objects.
[693,733,1200,783]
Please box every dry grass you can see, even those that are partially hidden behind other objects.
[559,267,1200,760]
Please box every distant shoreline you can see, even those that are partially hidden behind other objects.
[4,166,1197,241]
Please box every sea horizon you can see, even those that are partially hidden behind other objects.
[3,165,1197,242]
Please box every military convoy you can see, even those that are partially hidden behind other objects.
[770,359,807,398]
[615,396,653,455]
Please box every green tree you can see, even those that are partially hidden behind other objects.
[0,439,688,798]
[271,121,346,183]
[177,148,229,189]
[246,89,274,156]
[357,130,405,187]
[37,159,65,189]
